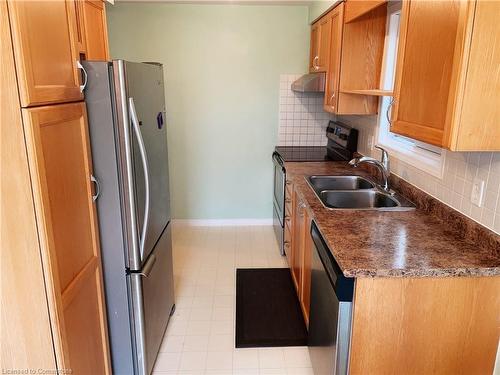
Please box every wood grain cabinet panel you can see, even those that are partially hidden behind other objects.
[451,1,500,151]
[299,212,312,327]
[344,0,387,23]
[391,0,462,147]
[288,186,313,327]
[391,0,500,151]
[309,23,320,72]
[1,0,58,370]
[291,191,302,292]
[349,277,500,374]
[7,0,83,107]
[22,102,111,375]
[323,3,344,113]
[309,16,331,72]
[337,3,387,115]
[81,0,109,60]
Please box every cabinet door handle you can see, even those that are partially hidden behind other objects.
[77,60,88,92]
[313,56,319,70]
[386,97,395,126]
[285,198,292,204]
[91,174,100,202]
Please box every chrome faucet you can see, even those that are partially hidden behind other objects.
[349,146,391,191]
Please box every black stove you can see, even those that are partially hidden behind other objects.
[274,146,330,162]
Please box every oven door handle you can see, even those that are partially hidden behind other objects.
[272,151,286,173]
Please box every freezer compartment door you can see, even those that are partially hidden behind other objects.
[129,224,175,375]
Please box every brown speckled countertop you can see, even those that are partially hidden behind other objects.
[286,161,500,278]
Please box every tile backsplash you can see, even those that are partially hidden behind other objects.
[278,74,332,146]
[337,115,500,235]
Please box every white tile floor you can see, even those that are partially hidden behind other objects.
[153,224,313,375]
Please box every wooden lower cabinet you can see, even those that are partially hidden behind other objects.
[288,185,313,327]
[22,102,111,374]
[1,1,58,369]
[299,219,312,327]
[349,276,500,374]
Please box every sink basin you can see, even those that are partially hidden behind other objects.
[305,174,416,211]
[319,190,399,209]
[308,175,375,191]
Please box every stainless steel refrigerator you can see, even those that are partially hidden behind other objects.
[83,60,175,375]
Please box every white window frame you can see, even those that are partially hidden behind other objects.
[375,2,446,179]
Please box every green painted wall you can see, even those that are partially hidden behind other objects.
[107,3,309,219]
[308,1,337,23]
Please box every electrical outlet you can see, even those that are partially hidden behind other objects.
[470,177,485,207]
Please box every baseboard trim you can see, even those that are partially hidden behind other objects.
[172,218,273,226]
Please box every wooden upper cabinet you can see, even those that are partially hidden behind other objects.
[309,16,331,72]
[309,23,320,72]
[344,0,387,23]
[391,1,463,147]
[337,3,387,114]
[22,102,111,374]
[391,0,500,151]
[324,3,344,113]
[449,1,500,151]
[7,0,83,107]
[81,0,109,60]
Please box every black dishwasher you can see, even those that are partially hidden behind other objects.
[308,221,355,375]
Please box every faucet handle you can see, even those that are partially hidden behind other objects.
[374,145,389,169]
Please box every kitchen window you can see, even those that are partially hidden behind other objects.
[376,3,445,178]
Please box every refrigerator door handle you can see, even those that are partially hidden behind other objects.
[129,97,150,261]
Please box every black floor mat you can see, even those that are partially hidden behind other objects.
[235,268,308,348]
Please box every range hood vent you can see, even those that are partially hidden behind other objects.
[291,72,325,93]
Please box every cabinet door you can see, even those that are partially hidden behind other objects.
[391,0,464,147]
[81,0,109,60]
[310,16,331,72]
[22,102,111,375]
[451,1,500,151]
[1,0,57,370]
[7,0,83,107]
[300,214,312,327]
[324,3,344,113]
[72,0,87,55]
[309,23,320,72]
[292,194,306,296]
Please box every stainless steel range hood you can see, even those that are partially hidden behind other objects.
[291,72,325,93]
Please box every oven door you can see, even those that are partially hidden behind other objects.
[273,205,284,255]
[272,152,285,219]
[272,152,285,255]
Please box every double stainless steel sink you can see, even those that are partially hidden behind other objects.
[307,175,415,211]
